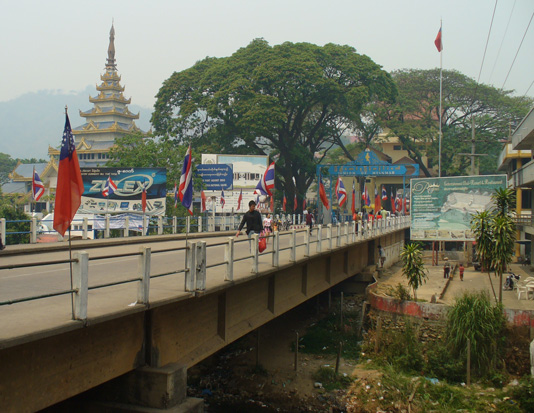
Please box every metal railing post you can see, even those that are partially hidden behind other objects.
[124,216,129,238]
[142,215,148,236]
[138,246,151,304]
[172,216,177,234]
[272,231,280,267]
[196,241,206,291]
[31,217,37,244]
[0,218,5,247]
[157,216,163,235]
[290,228,297,262]
[198,216,203,232]
[327,224,332,250]
[304,227,310,257]
[72,251,88,321]
[252,233,259,274]
[83,217,89,240]
[336,223,341,248]
[225,237,234,281]
[316,224,323,253]
[187,216,191,233]
[104,214,110,238]
[185,242,197,292]
[344,222,349,245]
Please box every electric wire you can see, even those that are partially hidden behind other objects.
[501,10,534,91]
[488,0,516,84]
[525,78,534,97]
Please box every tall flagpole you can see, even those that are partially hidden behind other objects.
[438,19,443,177]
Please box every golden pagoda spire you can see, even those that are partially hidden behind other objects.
[106,21,116,70]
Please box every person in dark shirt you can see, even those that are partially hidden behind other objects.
[236,200,263,244]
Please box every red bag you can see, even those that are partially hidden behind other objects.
[258,237,267,253]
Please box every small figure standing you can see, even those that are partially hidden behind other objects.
[305,209,314,234]
[443,257,451,279]
[378,245,386,268]
[459,263,465,281]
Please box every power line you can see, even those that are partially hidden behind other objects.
[501,11,534,90]
[525,79,534,96]
[488,0,516,84]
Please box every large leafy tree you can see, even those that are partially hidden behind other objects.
[151,39,397,211]
[381,69,532,176]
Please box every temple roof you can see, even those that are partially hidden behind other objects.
[89,90,131,104]
[80,106,139,119]
[73,120,140,133]
[10,163,47,180]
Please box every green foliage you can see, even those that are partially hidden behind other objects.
[296,309,361,359]
[424,341,465,384]
[152,39,397,211]
[400,242,427,301]
[377,321,424,374]
[509,377,534,412]
[446,290,506,376]
[0,198,31,244]
[312,366,352,391]
[492,187,516,217]
[471,210,494,272]
[387,283,412,301]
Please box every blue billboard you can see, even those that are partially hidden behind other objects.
[196,164,233,190]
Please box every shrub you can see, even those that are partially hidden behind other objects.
[389,283,412,301]
[510,377,534,412]
[424,341,465,383]
[379,321,424,374]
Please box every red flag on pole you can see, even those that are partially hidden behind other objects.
[374,187,381,214]
[237,188,243,211]
[282,192,287,212]
[302,198,306,211]
[270,195,274,212]
[201,190,206,212]
[294,193,298,211]
[53,111,84,237]
[319,179,329,210]
[141,183,147,213]
[434,26,443,52]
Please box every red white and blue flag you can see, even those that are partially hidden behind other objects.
[351,180,356,215]
[255,162,275,196]
[53,112,84,237]
[382,186,387,201]
[178,145,193,215]
[237,188,243,211]
[32,168,45,201]
[363,184,370,207]
[102,176,117,198]
[335,177,347,207]
[434,26,443,52]
[220,190,225,209]
[374,187,381,214]
[173,182,178,208]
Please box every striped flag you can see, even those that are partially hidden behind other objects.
[255,162,275,196]
[102,176,117,198]
[381,185,387,201]
[351,180,356,215]
[178,145,193,215]
[32,168,45,201]
[335,177,347,207]
[221,190,225,209]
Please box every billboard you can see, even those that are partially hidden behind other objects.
[79,167,167,215]
[202,154,268,189]
[196,164,233,190]
[410,175,506,241]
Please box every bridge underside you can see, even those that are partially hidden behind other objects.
[0,231,404,412]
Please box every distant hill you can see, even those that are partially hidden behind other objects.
[0,86,153,159]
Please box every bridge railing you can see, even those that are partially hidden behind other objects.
[0,216,410,323]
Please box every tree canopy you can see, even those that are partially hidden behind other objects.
[151,39,397,209]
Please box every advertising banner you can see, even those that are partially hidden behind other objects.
[196,164,233,190]
[410,175,506,241]
[79,167,167,215]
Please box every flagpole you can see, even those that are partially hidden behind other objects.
[438,19,443,178]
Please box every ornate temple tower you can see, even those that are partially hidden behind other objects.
[49,24,144,167]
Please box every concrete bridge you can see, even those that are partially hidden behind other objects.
[0,218,409,412]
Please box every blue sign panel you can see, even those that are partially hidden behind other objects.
[328,163,419,177]
[197,164,233,190]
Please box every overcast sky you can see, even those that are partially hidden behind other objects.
[1,0,533,110]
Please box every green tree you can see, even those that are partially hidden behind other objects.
[471,210,497,301]
[0,152,18,185]
[380,69,532,176]
[0,194,31,244]
[151,39,397,212]
[400,242,427,301]
[446,290,506,376]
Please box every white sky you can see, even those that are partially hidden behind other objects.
[1,0,533,109]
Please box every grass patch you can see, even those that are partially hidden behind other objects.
[312,366,353,391]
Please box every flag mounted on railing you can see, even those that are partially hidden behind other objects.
[382,185,387,201]
[178,145,193,215]
[237,188,243,211]
[395,192,402,213]
[102,176,117,198]
[53,110,84,237]
[351,180,356,216]
[270,195,274,212]
[319,178,329,210]
[255,162,275,196]
[335,177,347,207]
[221,190,225,209]
[374,187,381,214]
[141,181,147,213]
[283,192,287,212]
[302,198,307,211]
[294,193,298,211]
[391,188,396,214]
[32,168,45,202]
[363,184,370,207]
[173,182,178,208]
[201,190,206,212]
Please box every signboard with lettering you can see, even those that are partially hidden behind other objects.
[196,164,233,190]
[410,175,506,241]
[79,167,167,215]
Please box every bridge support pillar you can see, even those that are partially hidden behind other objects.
[87,362,203,412]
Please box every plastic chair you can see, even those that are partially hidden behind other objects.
[517,282,528,300]
[526,282,534,300]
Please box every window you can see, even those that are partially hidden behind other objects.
[393,145,405,151]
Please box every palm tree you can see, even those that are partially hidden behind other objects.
[492,187,516,218]
[471,210,497,301]
[492,215,516,303]
[400,243,427,301]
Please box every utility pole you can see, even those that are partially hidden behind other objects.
[458,118,488,175]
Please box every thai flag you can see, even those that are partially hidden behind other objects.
[102,176,117,198]
[32,168,45,201]
[382,186,387,201]
[335,177,347,207]
[255,162,275,196]
[237,188,243,211]
[178,145,193,215]
[173,182,178,208]
[220,190,225,209]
